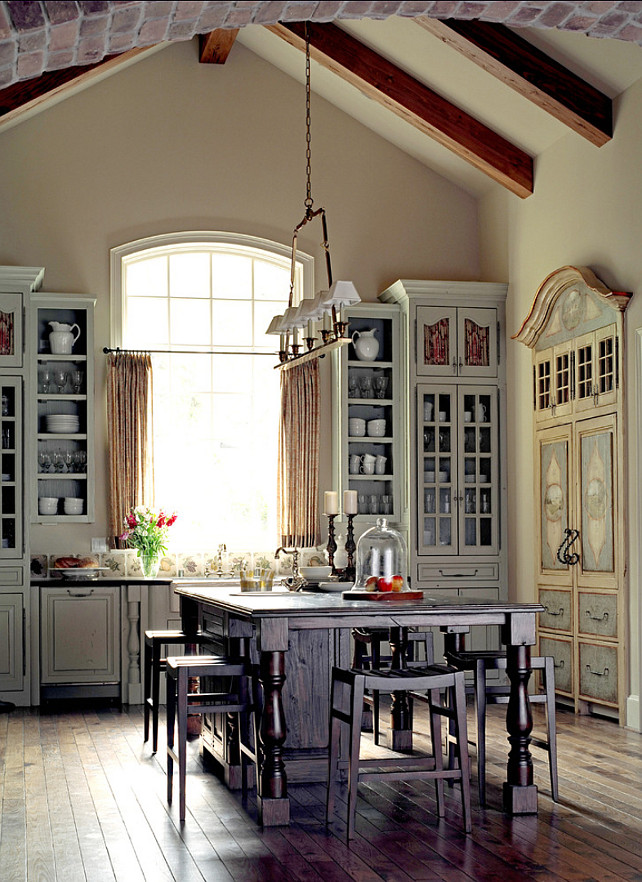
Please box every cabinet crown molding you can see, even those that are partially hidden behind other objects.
[513,266,631,349]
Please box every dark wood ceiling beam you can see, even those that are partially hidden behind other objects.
[0,47,157,128]
[199,29,239,64]
[267,21,533,198]
[415,17,612,147]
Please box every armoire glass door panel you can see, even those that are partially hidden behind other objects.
[458,388,498,554]
[418,385,458,554]
[534,350,553,420]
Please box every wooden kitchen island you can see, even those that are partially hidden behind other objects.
[174,583,543,826]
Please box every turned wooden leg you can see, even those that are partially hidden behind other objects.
[503,643,537,814]
[257,650,290,826]
[387,627,412,751]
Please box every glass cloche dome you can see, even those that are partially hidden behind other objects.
[351,517,409,592]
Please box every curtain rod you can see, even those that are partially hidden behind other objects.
[103,346,275,357]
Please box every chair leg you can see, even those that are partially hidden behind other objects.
[453,673,472,834]
[428,687,445,816]
[177,667,189,822]
[143,638,152,744]
[474,658,488,806]
[372,689,381,745]
[326,672,342,825]
[347,674,365,842]
[151,640,162,753]
[166,670,176,806]
[544,656,559,802]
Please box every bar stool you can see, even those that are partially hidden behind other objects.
[166,654,257,822]
[446,649,559,804]
[352,627,434,744]
[326,664,472,841]
[144,629,202,753]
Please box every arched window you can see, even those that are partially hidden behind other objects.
[111,232,312,551]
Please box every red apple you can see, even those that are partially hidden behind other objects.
[391,575,404,592]
[365,576,378,592]
[377,576,393,592]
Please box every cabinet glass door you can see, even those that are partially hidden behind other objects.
[0,378,22,558]
[459,387,498,554]
[0,293,23,368]
[418,387,457,554]
[416,306,456,377]
[457,308,497,378]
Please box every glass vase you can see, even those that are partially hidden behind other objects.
[140,552,160,578]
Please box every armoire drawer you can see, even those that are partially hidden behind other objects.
[417,563,498,582]
[578,640,618,706]
[577,592,617,639]
[539,635,573,696]
[538,587,572,632]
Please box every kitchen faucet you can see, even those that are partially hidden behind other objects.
[275,546,305,591]
[204,543,232,578]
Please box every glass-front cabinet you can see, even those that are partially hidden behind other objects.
[30,295,96,523]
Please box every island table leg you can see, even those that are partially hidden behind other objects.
[256,649,290,826]
[503,643,538,814]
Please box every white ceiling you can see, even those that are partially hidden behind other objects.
[237,17,642,196]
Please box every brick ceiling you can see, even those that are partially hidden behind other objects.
[2,1,642,90]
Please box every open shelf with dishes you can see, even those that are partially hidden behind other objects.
[30,296,95,522]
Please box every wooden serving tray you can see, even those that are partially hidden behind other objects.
[343,590,424,601]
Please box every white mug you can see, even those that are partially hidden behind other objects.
[349,417,366,437]
[424,400,433,421]
[375,455,387,475]
[464,412,472,423]
[477,403,487,422]
[439,411,447,422]
[349,454,361,474]
[360,453,376,475]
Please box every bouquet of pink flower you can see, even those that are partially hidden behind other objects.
[121,506,177,559]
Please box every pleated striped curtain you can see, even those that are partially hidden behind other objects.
[277,360,321,548]
[106,352,154,546]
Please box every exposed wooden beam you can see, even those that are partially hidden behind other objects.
[199,29,239,64]
[415,17,612,147]
[0,46,159,129]
[267,21,533,198]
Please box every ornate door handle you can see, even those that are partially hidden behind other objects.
[557,528,580,566]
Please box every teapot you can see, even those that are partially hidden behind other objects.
[49,321,81,355]
[352,328,379,362]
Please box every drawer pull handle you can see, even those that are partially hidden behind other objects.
[586,610,609,622]
[585,664,609,677]
[544,606,564,617]
[556,528,580,566]
[553,659,565,669]
[67,589,94,597]
[438,569,478,577]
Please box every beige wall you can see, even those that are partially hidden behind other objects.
[0,39,479,554]
[479,76,642,728]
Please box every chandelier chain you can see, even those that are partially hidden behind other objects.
[304,23,313,211]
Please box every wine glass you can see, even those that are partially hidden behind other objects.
[40,369,52,394]
[38,451,51,473]
[71,369,83,394]
[54,370,67,394]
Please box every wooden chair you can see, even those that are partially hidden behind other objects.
[166,654,257,822]
[445,649,559,805]
[326,663,472,841]
[352,627,434,744]
[143,628,202,753]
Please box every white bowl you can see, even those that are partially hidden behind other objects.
[39,497,58,514]
[438,471,448,481]
[464,475,475,483]
[348,418,366,437]
[367,419,386,437]
[63,497,83,514]
[300,566,332,581]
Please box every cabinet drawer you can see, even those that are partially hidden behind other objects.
[538,588,571,632]
[577,592,617,639]
[578,640,618,706]
[0,566,23,586]
[539,635,573,695]
[417,563,498,582]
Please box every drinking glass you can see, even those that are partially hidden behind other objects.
[53,451,66,472]
[380,495,392,515]
[64,451,75,473]
[54,370,67,393]
[358,494,368,514]
[75,450,87,472]
[40,369,52,394]
[347,375,359,398]
[373,376,389,399]
[71,369,84,394]
[38,451,51,473]
[368,494,379,515]
[359,375,373,398]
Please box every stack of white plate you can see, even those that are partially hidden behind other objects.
[46,414,80,434]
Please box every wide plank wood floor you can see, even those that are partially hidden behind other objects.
[1,700,642,881]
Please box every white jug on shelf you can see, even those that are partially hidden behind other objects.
[49,321,81,355]
[351,328,379,362]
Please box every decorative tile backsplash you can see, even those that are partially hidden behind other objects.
[30,546,329,579]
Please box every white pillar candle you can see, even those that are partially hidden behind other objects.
[343,490,358,514]
[324,491,339,515]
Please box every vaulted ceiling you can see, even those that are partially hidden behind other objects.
[2,1,642,198]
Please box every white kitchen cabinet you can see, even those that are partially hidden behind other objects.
[516,266,630,721]
[416,304,498,379]
[30,295,96,523]
[40,584,120,700]
[0,590,24,691]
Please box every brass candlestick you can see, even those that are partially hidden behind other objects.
[325,513,338,574]
[345,513,356,581]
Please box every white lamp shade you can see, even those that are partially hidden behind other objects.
[309,290,331,318]
[265,314,284,335]
[328,280,360,306]
[281,305,306,330]
[296,298,319,322]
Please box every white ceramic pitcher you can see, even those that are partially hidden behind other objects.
[352,328,379,362]
[49,321,81,355]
